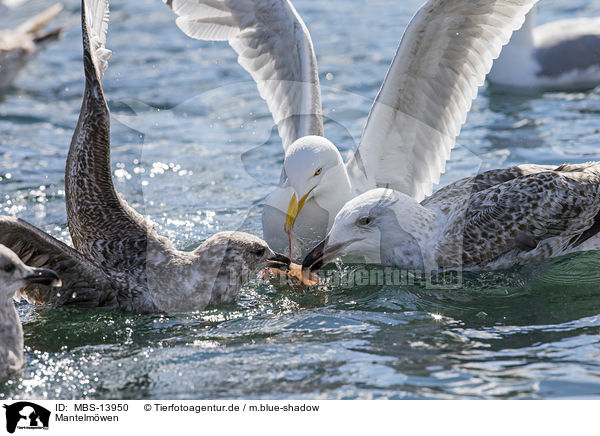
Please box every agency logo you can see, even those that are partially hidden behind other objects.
[3,402,50,433]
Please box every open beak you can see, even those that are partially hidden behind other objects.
[301,236,359,276]
[302,237,329,276]
[284,186,317,234]
[265,252,292,272]
[23,267,61,287]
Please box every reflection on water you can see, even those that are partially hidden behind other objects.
[0,253,597,400]
[1,0,600,399]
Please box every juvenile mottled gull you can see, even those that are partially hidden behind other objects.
[0,244,59,381]
[0,3,63,90]
[0,0,292,314]
[302,163,600,275]
[164,0,538,259]
[488,7,600,91]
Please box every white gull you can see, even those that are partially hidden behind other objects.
[488,7,600,91]
[164,0,539,259]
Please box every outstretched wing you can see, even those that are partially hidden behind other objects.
[0,216,114,307]
[164,0,323,149]
[346,0,538,201]
[82,0,111,82]
[67,0,157,255]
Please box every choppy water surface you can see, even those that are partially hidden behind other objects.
[1,0,600,399]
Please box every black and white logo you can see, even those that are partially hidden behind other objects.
[3,402,50,433]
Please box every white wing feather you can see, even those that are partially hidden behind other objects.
[83,0,111,81]
[164,0,323,150]
[346,0,538,201]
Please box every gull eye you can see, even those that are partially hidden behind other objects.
[313,168,322,177]
[357,216,373,227]
[3,263,15,273]
[253,246,266,257]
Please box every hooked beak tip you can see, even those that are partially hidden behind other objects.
[265,252,292,271]
[301,237,328,275]
[302,237,360,275]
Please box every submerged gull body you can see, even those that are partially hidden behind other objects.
[165,0,539,259]
[488,8,600,91]
[0,3,63,90]
[302,163,600,274]
[0,0,291,314]
[0,245,59,381]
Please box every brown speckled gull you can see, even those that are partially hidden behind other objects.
[302,163,600,274]
[0,0,291,314]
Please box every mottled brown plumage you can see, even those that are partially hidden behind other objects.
[431,163,600,269]
[0,0,289,313]
[303,163,600,273]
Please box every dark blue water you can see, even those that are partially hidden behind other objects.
[1,0,600,399]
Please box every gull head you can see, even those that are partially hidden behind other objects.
[0,244,61,299]
[302,189,434,274]
[194,232,291,280]
[282,135,346,236]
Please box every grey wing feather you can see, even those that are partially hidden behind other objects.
[423,163,559,210]
[346,0,538,201]
[164,0,323,149]
[0,216,115,308]
[460,169,600,266]
[66,0,154,254]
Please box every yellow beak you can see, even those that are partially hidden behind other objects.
[284,186,316,234]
